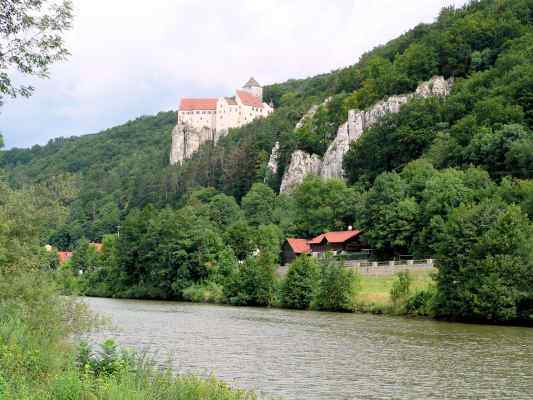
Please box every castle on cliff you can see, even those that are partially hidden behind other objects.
[170,78,274,165]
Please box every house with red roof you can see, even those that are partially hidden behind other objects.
[282,229,366,265]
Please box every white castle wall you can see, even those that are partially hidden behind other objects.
[170,82,274,165]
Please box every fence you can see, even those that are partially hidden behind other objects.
[276,259,436,277]
[345,259,436,276]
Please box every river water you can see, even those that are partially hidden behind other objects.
[85,297,533,400]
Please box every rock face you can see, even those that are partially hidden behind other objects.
[279,76,453,192]
[169,123,216,165]
[266,141,280,176]
[279,150,322,193]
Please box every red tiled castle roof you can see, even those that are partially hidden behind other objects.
[179,98,218,111]
[236,90,263,108]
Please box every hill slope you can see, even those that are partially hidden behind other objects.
[0,0,532,247]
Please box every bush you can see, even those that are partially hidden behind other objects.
[314,257,359,312]
[405,288,436,316]
[282,255,320,309]
[182,282,225,304]
[224,253,278,307]
[433,200,533,322]
[390,271,413,306]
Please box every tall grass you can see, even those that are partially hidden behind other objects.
[0,269,257,400]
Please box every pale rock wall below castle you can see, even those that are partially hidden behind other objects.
[275,76,453,192]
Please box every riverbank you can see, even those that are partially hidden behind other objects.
[83,297,533,400]
[0,271,256,400]
[118,269,436,317]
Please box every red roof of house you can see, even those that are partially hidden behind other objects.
[236,90,263,108]
[179,98,218,111]
[58,251,73,264]
[308,230,361,244]
[286,238,311,254]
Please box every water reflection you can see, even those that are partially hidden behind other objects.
[84,297,533,400]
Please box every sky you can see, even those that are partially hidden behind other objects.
[0,0,469,149]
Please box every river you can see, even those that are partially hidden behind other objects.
[85,297,533,400]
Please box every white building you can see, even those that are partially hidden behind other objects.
[176,77,273,135]
[170,78,274,165]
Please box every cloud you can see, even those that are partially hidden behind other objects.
[0,0,468,148]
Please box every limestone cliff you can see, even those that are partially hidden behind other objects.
[266,141,280,176]
[279,150,322,193]
[279,76,453,192]
[170,123,217,165]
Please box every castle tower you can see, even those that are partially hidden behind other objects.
[242,77,263,101]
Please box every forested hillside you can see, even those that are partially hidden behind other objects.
[1,0,533,323]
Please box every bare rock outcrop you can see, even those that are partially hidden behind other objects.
[266,141,280,176]
[279,150,322,193]
[279,76,453,191]
[170,123,216,165]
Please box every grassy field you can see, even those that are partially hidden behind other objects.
[356,269,436,311]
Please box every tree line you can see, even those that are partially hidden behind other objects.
[1,0,533,324]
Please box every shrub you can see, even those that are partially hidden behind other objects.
[405,288,436,316]
[282,255,320,309]
[433,200,533,322]
[224,253,278,307]
[76,339,135,377]
[182,282,225,304]
[390,271,413,306]
[314,257,359,312]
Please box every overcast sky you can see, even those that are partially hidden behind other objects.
[0,0,469,149]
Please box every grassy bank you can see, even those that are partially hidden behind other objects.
[0,271,257,400]
[357,271,433,310]
[172,265,437,317]
[355,270,435,315]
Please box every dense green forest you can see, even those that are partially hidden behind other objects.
[0,1,258,397]
[2,0,533,323]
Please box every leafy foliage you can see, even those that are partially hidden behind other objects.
[0,0,73,103]
[314,257,359,312]
[282,255,320,309]
[433,200,533,322]
[2,0,533,324]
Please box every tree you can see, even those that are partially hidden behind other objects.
[241,183,276,226]
[314,257,359,312]
[224,252,278,307]
[70,237,98,274]
[433,199,533,322]
[363,172,419,257]
[282,255,319,309]
[0,0,73,103]
[207,193,243,229]
[395,43,438,85]
[292,176,362,236]
[224,219,256,260]
[255,224,283,262]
